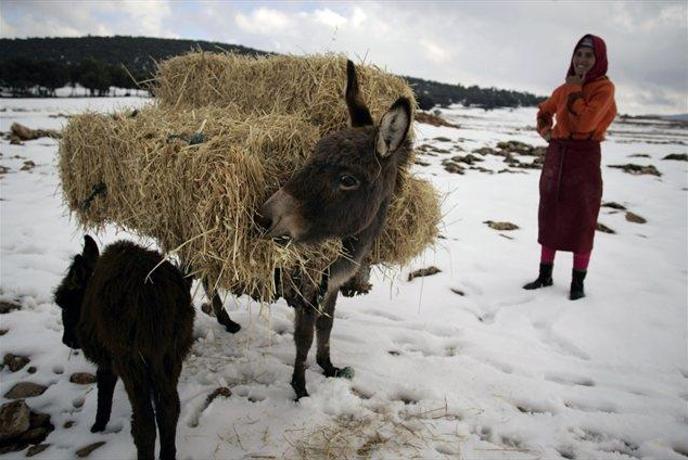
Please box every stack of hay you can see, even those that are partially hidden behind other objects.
[58,53,441,301]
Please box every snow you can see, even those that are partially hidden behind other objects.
[1,98,687,460]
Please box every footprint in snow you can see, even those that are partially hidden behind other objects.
[361,309,403,322]
[545,373,595,387]
[533,321,591,361]
[564,400,617,413]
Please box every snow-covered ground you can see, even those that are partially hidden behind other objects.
[1,97,686,460]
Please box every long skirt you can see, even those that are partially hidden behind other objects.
[537,139,602,253]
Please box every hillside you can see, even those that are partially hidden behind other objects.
[0,36,544,108]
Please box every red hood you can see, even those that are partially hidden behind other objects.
[567,34,608,85]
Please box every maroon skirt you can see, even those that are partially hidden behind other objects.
[537,139,602,253]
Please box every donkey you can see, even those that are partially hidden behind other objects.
[55,236,195,460]
[257,60,413,399]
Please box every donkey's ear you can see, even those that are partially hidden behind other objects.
[376,97,412,158]
[68,255,89,287]
[345,60,373,127]
[82,235,99,268]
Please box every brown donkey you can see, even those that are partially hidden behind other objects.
[257,60,413,399]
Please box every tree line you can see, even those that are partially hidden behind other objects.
[0,36,544,108]
[406,76,544,110]
[0,35,267,97]
[0,57,147,97]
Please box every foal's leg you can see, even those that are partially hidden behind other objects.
[119,362,156,460]
[202,278,241,333]
[151,360,181,460]
[91,366,118,432]
[291,305,317,399]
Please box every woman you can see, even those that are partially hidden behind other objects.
[524,34,617,300]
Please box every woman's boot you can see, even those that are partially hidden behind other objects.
[523,263,553,290]
[569,269,587,300]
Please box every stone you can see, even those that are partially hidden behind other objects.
[18,426,51,444]
[484,220,520,231]
[443,162,465,175]
[415,112,460,128]
[20,161,36,171]
[29,412,50,429]
[4,382,48,399]
[0,300,21,314]
[205,387,232,406]
[607,163,662,176]
[496,140,536,156]
[26,444,50,457]
[602,202,627,210]
[3,353,30,372]
[76,441,106,457]
[472,147,497,156]
[69,372,96,385]
[625,212,647,224]
[408,266,441,281]
[596,223,616,234]
[662,153,687,161]
[0,400,30,441]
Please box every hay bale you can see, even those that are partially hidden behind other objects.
[59,106,342,300]
[153,52,416,135]
[60,54,440,301]
[59,105,439,300]
[369,172,441,266]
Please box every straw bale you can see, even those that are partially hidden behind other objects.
[59,106,342,300]
[59,53,440,301]
[369,172,441,267]
[154,52,416,135]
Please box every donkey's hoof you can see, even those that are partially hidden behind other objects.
[90,422,106,433]
[291,384,309,401]
[335,367,355,380]
[222,320,241,334]
[217,310,241,334]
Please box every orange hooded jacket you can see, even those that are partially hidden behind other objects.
[537,35,617,141]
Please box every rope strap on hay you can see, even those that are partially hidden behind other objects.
[80,182,107,211]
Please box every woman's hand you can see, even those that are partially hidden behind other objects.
[566,73,585,85]
[539,129,552,142]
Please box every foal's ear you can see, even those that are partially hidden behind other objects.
[376,97,412,158]
[67,255,89,288]
[345,60,373,127]
[82,235,99,268]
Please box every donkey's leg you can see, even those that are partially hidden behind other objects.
[315,293,339,377]
[316,293,354,379]
[202,278,241,333]
[91,366,118,433]
[119,362,156,460]
[151,360,181,460]
[291,305,317,399]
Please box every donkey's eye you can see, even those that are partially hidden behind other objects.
[339,175,360,190]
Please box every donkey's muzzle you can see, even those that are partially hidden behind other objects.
[257,189,303,242]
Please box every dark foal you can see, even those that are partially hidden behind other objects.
[257,60,413,399]
[55,236,194,460]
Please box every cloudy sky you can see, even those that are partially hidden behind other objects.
[1,0,686,114]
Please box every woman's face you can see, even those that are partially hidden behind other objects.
[572,47,596,77]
